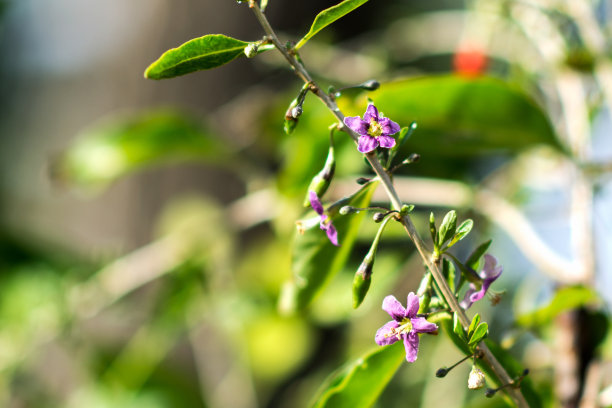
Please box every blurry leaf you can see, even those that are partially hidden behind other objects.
[447,219,473,248]
[429,212,437,247]
[467,313,480,339]
[466,240,492,271]
[58,110,228,190]
[283,182,378,312]
[453,312,466,342]
[368,75,563,156]
[145,34,249,79]
[437,210,457,247]
[516,286,599,328]
[442,258,456,293]
[310,342,405,408]
[295,0,369,50]
[468,322,488,347]
[260,0,269,12]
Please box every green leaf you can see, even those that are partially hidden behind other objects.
[466,240,492,271]
[295,0,369,50]
[437,210,457,248]
[467,313,480,339]
[468,322,488,347]
[442,258,456,293]
[145,34,249,79]
[57,110,228,190]
[284,182,378,312]
[429,212,437,249]
[447,219,473,248]
[368,75,564,156]
[310,342,405,408]
[516,286,599,328]
[453,312,466,342]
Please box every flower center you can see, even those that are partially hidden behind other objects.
[385,317,413,340]
[367,118,383,137]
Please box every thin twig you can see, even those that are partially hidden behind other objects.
[249,3,529,406]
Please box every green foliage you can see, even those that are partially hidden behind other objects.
[467,322,488,348]
[368,75,563,156]
[295,0,369,50]
[447,219,473,248]
[437,210,457,248]
[58,110,228,190]
[145,34,251,79]
[516,286,599,328]
[283,181,378,312]
[310,342,405,408]
[466,240,492,271]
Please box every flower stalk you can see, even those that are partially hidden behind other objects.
[248,3,528,406]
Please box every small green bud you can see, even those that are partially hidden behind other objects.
[352,261,373,308]
[484,388,497,398]
[284,117,298,135]
[407,153,420,163]
[356,177,371,185]
[339,206,359,215]
[303,139,335,206]
[359,79,380,91]
[400,204,414,215]
[429,212,437,247]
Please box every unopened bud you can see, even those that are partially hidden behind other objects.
[244,43,258,58]
[436,368,449,378]
[339,206,359,215]
[400,204,414,215]
[303,144,336,206]
[359,79,380,91]
[468,366,486,390]
[484,388,497,398]
[373,212,385,222]
[356,177,371,185]
[291,105,303,119]
[407,153,420,163]
[352,260,373,308]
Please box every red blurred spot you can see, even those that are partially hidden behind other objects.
[453,47,488,77]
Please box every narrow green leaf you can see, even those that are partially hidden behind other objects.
[467,313,480,339]
[437,210,457,247]
[442,259,456,293]
[56,110,228,191]
[516,286,599,328]
[468,322,488,347]
[447,219,473,248]
[286,182,378,311]
[466,240,492,271]
[145,34,249,79]
[310,342,405,408]
[295,0,369,50]
[429,212,437,249]
[453,312,466,342]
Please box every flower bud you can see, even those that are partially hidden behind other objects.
[373,212,385,222]
[358,79,380,91]
[435,367,449,378]
[356,177,371,185]
[407,153,420,163]
[290,105,303,119]
[352,259,373,308]
[339,206,359,215]
[468,366,486,389]
[304,144,336,206]
[244,43,258,58]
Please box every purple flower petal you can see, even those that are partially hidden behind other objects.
[357,135,379,153]
[382,295,406,320]
[411,317,438,334]
[377,135,396,149]
[309,191,324,215]
[375,320,400,345]
[324,222,339,246]
[378,117,400,136]
[460,286,477,309]
[344,116,369,136]
[481,254,503,280]
[363,104,379,122]
[405,292,420,318]
[404,332,420,362]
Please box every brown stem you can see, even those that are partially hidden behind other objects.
[249,3,528,407]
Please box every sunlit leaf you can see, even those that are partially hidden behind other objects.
[448,219,473,248]
[310,342,405,408]
[57,110,228,190]
[468,322,488,347]
[366,75,564,156]
[295,0,369,50]
[516,286,599,328]
[437,210,457,247]
[145,34,249,79]
[467,313,480,339]
[283,182,378,312]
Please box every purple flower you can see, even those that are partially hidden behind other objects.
[375,292,438,362]
[344,104,401,153]
[309,191,339,246]
[460,254,503,309]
